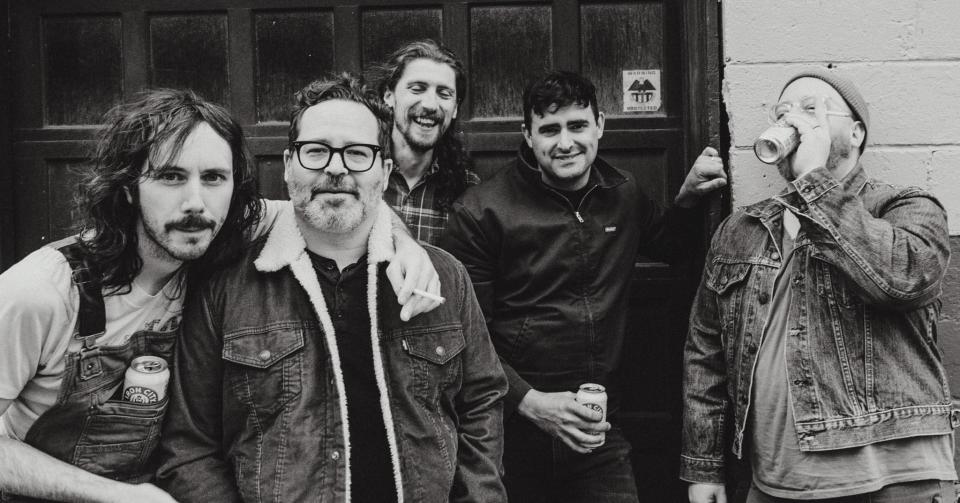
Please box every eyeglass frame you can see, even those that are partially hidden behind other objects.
[288,140,383,173]
[767,96,853,125]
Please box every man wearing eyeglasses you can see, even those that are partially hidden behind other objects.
[682,69,955,502]
[157,74,508,502]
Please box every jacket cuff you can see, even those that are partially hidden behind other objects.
[503,367,533,416]
[678,454,725,484]
[790,166,839,203]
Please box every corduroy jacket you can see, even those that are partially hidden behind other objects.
[156,202,508,503]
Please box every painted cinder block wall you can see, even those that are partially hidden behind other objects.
[720,0,960,451]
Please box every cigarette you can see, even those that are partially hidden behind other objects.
[412,288,445,304]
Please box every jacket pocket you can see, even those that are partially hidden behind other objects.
[222,322,306,417]
[73,396,169,481]
[399,324,466,402]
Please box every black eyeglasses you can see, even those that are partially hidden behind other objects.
[289,141,382,172]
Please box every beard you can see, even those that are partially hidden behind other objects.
[289,173,383,234]
[778,136,854,182]
[397,107,450,153]
[140,212,218,263]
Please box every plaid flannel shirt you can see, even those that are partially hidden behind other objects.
[384,160,480,246]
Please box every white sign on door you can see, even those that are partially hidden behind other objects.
[622,69,661,113]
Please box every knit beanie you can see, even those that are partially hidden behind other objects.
[781,68,869,151]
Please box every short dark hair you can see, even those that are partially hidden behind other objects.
[523,71,600,130]
[76,88,261,294]
[288,72,393,159]
[368,39,472,210]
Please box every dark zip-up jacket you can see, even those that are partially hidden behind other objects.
[442,143,698,413]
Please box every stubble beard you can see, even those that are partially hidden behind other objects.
[291,177,383,234]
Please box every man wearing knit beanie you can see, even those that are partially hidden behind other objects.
[682,69,955,502]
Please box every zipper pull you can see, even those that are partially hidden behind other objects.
[574,211,584,223]
[401,339,409,352]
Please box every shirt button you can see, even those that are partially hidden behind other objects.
[758,292,770,304]
[258,350,272,361]
[771,252,781,261]
[331,450,341,461]
[435,346,445,357]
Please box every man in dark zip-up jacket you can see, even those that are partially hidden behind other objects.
[441,71,726,502]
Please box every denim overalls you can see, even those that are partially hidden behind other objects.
[5,238,176,501]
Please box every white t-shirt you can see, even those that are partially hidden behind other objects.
[0,246,182,440]
[0,200,289,440]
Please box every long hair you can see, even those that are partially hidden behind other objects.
[75,89,261,294]
[368,39,472,210]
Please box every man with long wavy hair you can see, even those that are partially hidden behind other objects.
[0,88,440,502]
[371,39,477,246]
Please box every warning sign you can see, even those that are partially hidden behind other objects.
[622,69,661,113]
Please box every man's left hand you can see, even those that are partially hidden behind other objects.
[388,231,442,321]
[675,146,727,208]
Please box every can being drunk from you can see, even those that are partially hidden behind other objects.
[123,356,169,404]
[754,124,799,165]
[576,383,608,447]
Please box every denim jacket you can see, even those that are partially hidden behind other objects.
[680,164,953,484]
[157,202,508,502]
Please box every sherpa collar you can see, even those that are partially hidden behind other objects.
[252,200,403,502]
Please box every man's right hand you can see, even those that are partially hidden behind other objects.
[517,390,610,454]
[688,483,726,503]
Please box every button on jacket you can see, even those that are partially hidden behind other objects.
[680,164,953,484]
[157,202,508,503]
[442,143,698,413]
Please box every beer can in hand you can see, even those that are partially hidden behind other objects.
[123,356,169,404]
[576,383,608,447]
[754,125,799,165]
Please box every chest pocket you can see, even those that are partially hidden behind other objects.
[706,261,752,326]
[398,325,466,404]
[222,323,306,417]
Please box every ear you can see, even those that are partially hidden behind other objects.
[850,121,865,150]
[452,102,458,120]
[283,148,293,183]
[522,124,534,149]
[383,89,395,110]
[381,158,393,192]
[596,111,605,139]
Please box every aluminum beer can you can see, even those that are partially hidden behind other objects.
[576,383,607,422]
[577,383,608,448]
[754,125,799,165]
[123,356,169,404]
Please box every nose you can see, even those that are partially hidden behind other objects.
[180,178,205,213]
[557,128,575,150]
[420,90,439,110]
[324,150,349,176]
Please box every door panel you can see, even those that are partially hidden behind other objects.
[5,2,720,499]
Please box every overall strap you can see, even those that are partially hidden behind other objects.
[56,240,106,380]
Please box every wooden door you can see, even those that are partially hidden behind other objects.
[2,1,722,499]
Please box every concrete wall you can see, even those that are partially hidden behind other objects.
[721,0,960,441]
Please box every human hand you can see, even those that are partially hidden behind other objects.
[675,147,727,208]
[688,483,726,503]
[517,390,610,453]
[387,231,442,321]
[779,96,832,179]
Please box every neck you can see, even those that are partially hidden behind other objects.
[391,128,434,188]
[830,152,860,181]
[297,217,373,271]
[135,242,183,296]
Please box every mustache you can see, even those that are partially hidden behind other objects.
[165,215,216,232]
[409,107,442,122]
[310,175,358,196]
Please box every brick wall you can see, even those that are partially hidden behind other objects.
[720,0,960,463]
